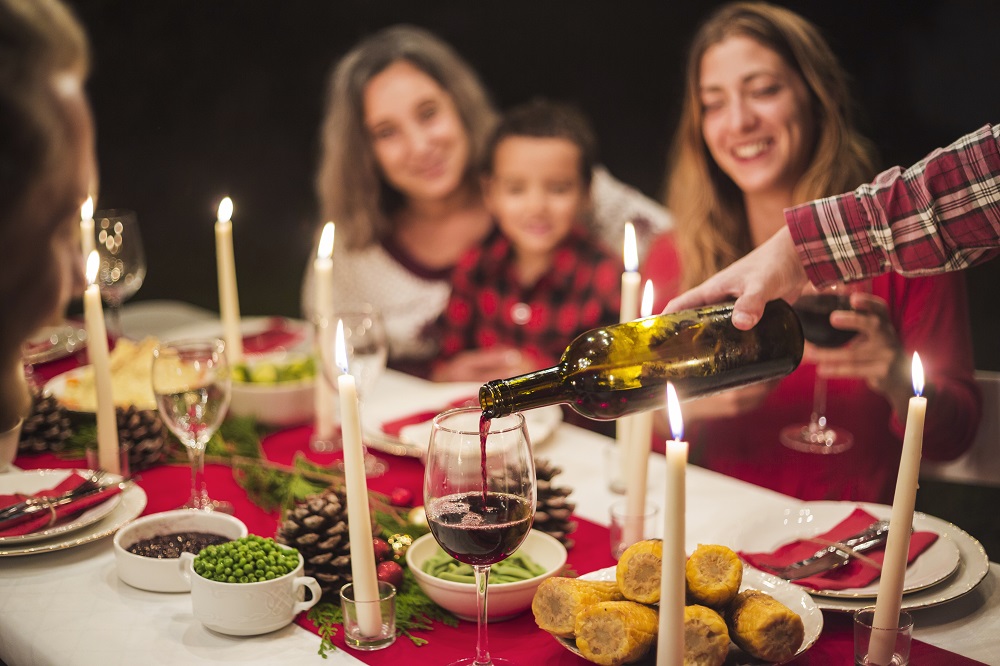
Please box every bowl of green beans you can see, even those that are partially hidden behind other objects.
[405,529,567,621]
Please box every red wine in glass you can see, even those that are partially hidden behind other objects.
[426,491,533,566]
[794,293,857,348]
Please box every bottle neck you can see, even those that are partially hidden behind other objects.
[479,366,564,418]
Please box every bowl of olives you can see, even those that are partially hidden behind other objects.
[229,352,317,427]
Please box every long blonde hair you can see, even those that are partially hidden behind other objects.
[315,25,498,250]
[665,2,876,289]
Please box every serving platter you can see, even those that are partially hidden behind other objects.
[0,469,123,545]
[553,565,822,665]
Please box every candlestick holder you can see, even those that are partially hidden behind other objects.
[854,607,912,665]
[340,581,397,650]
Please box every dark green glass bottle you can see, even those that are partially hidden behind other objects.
[479,300,803,420]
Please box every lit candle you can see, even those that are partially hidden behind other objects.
[314,222,336,442]
[336,320,382,636]
[869,353,926,664]
[615,222,642,490]
[656,383,686,666]
[623,280,655,545]
[80,196,95,258]
[83,251,120,475]
[214,196,243,364]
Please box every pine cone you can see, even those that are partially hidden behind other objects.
[18,392,72,454]
[117,406,169,472]
[275,488,354,600]
[532,458,577,549]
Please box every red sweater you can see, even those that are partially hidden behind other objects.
[642,234,981,503]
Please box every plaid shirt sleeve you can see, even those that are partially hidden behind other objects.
[786,124,1000,285]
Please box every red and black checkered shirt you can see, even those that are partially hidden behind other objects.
[437,227,623,367]
[787,123,1000,285]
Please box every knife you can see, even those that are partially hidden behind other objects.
[0,483,119,527]
[771,519,892,580]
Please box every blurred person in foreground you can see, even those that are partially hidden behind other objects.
[666,124,1000,329]
[0,0,95,444]
[643,2,979,502]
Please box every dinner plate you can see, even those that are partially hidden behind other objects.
[554,565,822,665]
[22,324,87,364]
[0,476,146,557]
[732,501,986,611]
[0,469,123,545]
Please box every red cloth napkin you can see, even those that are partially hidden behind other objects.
[740,507,939,591]
[242,318,306,354]
[0,472,122,537]
[379,396,479,437]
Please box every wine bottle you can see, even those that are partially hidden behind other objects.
[479,300,803,420]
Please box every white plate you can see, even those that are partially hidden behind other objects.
[554,565,822,665]
[374,404,563,458]
[732,501,985,611]
[23,324,87,364]
[0,476,146,556]
[0,469,123,545]
[160,316,311,353]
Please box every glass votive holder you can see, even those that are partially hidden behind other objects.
[340,581,397,651]
[604,443,627,495]
[609,499,659,560]
[853,607,913,665]
[85,439,130,478]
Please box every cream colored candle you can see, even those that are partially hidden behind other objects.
[83,251,120,475]
[80,196,95,259]
[336,320,382,636]
[313,222,336,442]
[657,383,687,666]
[214,197,243,364]
[615,222,641,489]
[623,280,655,545]
[869,353,925,664]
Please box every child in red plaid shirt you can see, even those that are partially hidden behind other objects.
[431,99,623,382]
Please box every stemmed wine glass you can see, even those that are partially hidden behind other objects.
[152,339,233,512]
[95,209,146,339]
[315,304,389,474]
[425,407,536,666]
[780,283,860,454]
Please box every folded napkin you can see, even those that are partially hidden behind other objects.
[0,473,122,538]
[380,396,479,437]
[242,318,306,354]
[739,507,939,591]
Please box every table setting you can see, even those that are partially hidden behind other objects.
[1,204,999,666]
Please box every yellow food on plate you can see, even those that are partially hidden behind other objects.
[574,600,658,666]
[616,539,662,604]
[726,589,805,663]
[57,337,160,410]
[683,604,730,666]
[685,543,743,609]
[532,577,624,637]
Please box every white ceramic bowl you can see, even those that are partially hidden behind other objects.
[406,529,567,621]
[230,378,315,427]
[113,510,248,592]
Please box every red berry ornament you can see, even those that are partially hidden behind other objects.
[377,560,404,589]
[372,538,392,563]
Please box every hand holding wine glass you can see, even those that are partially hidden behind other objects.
[425,407,535,666]
[95,209,146,339]
[152,339,233,512]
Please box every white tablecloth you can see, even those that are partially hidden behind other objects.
[1,369,997,665]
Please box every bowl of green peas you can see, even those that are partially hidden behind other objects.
[406,529,567,621]
[179,535,322,636]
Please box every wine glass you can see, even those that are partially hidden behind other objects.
[95,209,146,339]
[315,304,389,473]
[424,407,536,666]
[152,339,233,512]
[780,283,860,454]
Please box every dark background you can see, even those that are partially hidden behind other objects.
[65,0,1000,368]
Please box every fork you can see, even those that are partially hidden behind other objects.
[0,470,109,524]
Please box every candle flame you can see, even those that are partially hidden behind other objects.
[217,196,233,223]
[317,222,335,259]
[666,382,684,441]
[623,221,638,272]
[334,319,349,374]
[640,279,654,318]
[81,196,93,221]
[85,250,99,285]
[912,352,924,397]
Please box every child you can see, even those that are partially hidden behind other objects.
[432,99,623,382]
